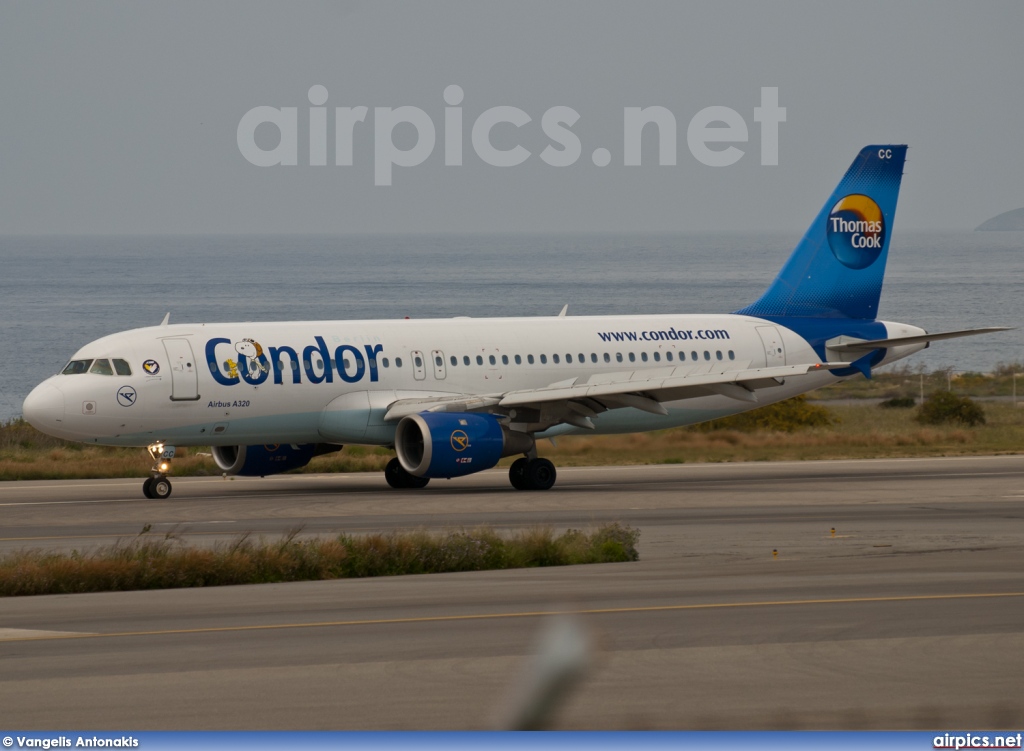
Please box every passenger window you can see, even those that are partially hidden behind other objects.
[540,354,548,364]
[435,356,443,367]
[382,358,390,368]
[641,352,648,362]
[716,351,723,361]
[515,354,522,365]
[591,353,598,363]
[396,357,403,368]
[90,359,114,376]
[629,353,636,362]
[553,354,560,364]
[728,350,735,360]
[502,355,509,365]
[616,353,623,362]
[653,352,661,362]
[565,354,573,363]
[414,356,423,368]
[704,351,711,360]
[665,352,673,362]
[489,355,496,365]
[691,351,698,361]
[476,355,483,365]
[578,353,585,363]
[463,356,470,366]
[450,356,457,366]
[527,354,535,364]
[62,359,92,375]
[603,353,611,363]
[112,359,132,376]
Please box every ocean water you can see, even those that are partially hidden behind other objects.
[1,231,1022,422]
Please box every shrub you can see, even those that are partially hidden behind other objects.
[0,523,640,597]
[915,391,986,427]
[879,396,916,409]
[694,395,836,433]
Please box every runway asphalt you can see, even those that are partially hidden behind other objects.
[2,456,1024,729]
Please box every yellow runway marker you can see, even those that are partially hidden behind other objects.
[3,591,1023,644]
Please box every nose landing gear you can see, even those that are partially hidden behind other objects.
[143,442,174,499]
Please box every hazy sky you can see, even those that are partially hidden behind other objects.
[1,1,1021,234]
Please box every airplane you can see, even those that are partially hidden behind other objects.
[22,145,1008,499]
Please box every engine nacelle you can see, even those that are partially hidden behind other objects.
[395,412,534,479]
[211,443,342,477]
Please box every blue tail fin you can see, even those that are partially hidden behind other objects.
[736,145,907,320]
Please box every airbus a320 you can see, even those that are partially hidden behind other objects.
[22,145,1007,498]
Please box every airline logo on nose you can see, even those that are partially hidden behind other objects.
[826,194,885,269]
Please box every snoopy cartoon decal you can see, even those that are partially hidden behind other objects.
[232,338,269,376]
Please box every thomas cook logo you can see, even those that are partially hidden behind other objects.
[450,430,470,452]
[142,359,160,375]
[826,194,886,270]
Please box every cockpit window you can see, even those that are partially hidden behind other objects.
[62,359,93,375]
[112,359,132,376]
[90,359,114,376]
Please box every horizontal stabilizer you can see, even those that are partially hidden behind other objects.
[827,327,1012,352]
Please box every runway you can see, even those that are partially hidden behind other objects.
[2,456,1024,729]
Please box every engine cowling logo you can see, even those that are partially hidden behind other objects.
[450,430,470,452]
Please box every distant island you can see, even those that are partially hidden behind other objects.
[976,207,1024,230]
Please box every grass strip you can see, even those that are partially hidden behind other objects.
[0,524,640,597]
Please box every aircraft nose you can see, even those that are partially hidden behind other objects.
[22,383,65,431]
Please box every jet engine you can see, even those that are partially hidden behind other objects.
[394,412,534,479]
[211,443,342,477]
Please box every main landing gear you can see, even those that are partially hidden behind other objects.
[385,457,431,489]
[508,456,556,491]
[143,442,174,500]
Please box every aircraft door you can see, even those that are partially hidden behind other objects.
[482,348,506,382]
[431,350,447,380]
[411,350,427,381]
[756,326,786,367]
[163,338,200,401]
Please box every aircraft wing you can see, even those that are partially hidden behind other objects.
[384,361,849,429]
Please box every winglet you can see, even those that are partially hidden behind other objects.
[558,305,568,318]
[159,312,170,326]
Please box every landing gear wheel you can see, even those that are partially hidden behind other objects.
[525,458,557,491]
[385,457,430,489]
[144,442,174,500]
[150,476,172,499]
[509,457,530,490]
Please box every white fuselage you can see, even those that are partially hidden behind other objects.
[23,313,925,448]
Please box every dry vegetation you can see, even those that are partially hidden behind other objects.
[813,361,1024,400]
[0,523,640,597]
